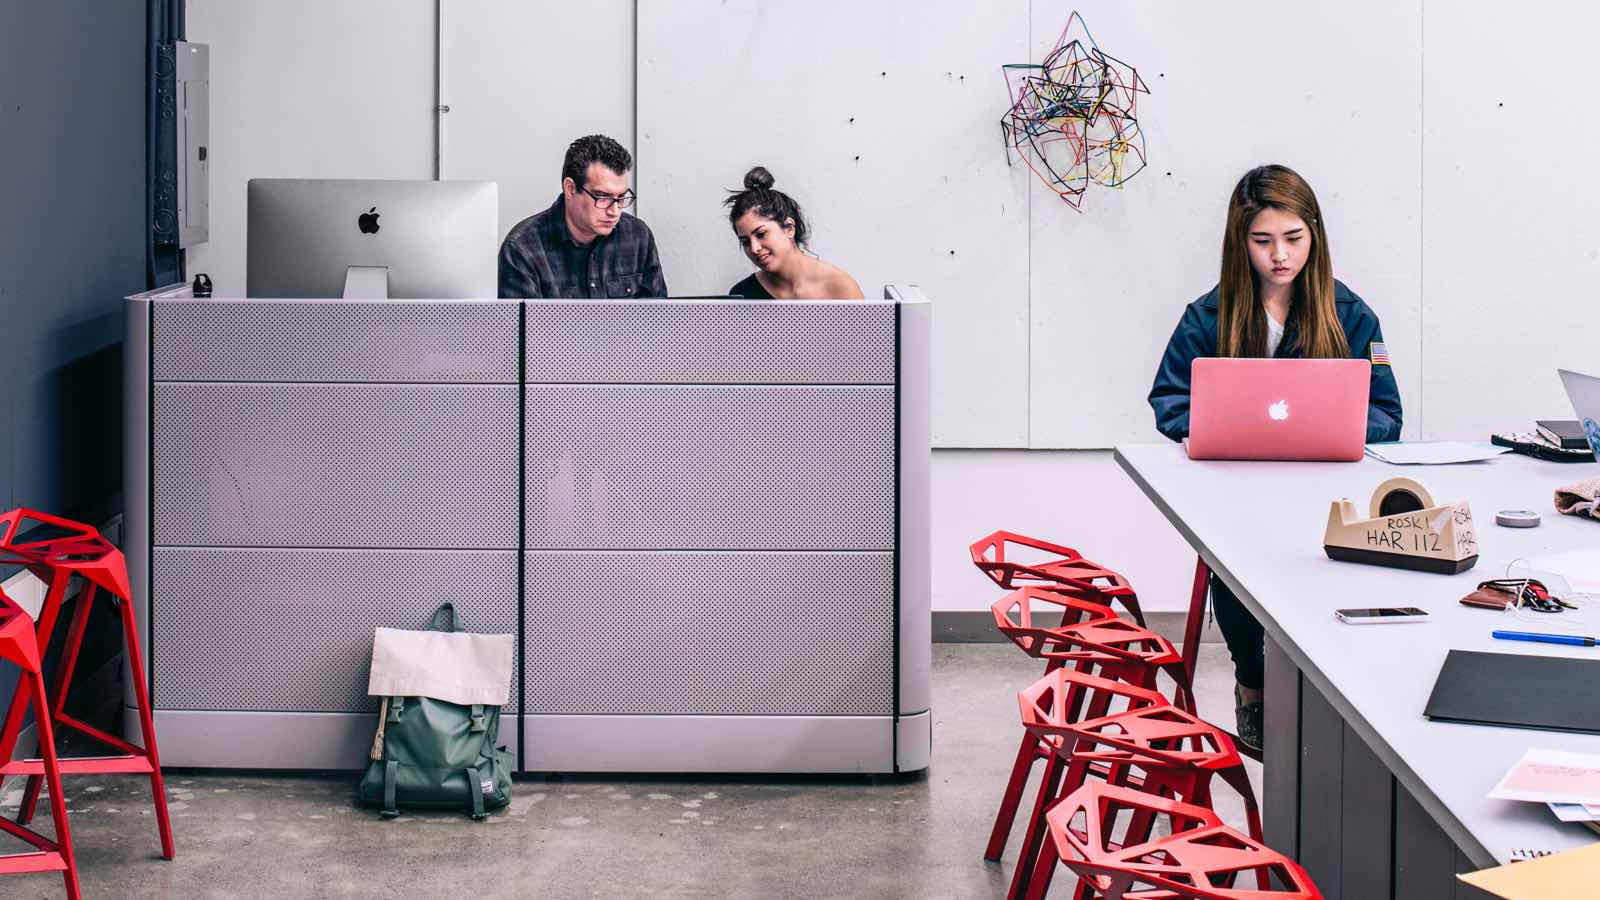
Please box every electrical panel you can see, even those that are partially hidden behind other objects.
[175,42,209,247]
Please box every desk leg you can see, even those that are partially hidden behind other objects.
[1264,633,1491,899]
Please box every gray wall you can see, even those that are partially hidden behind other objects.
[0,1,146,516]
[0,1,148,723]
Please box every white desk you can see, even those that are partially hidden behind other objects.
[1116,444,1600,897]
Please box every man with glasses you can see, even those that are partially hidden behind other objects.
[498,134,668,299]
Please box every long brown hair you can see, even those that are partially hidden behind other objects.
[1216,165,1347,359]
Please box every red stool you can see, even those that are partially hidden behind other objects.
[1004,669,1172,900]
[1043,617,1197,716]
[1060,702,1262,846]
[990,585,1192,710]
[986,590,1196,870]
[0,508,174,861]
[985,586,1145,867]
[1030,782,1320,899]
[971,530,1145,626]
[991,584,1121,666]
[0,588,81,899]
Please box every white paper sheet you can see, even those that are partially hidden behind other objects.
[1489,748,1600,805]
[1364,441,1514,465]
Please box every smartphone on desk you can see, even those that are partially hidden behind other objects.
[1336,607,1430,624]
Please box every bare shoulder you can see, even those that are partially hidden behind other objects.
[818,260,865,299]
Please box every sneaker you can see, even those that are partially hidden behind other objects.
[1234,685,1264,752]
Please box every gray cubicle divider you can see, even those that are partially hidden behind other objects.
[124,288,931,774]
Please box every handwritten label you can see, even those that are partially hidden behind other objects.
[1361,503,1473,558]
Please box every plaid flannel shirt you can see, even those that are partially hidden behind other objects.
[497,196,669,299]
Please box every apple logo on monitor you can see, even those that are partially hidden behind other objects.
[1268,400,1290,421]
[357,207,380,234]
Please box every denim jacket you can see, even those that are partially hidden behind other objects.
[1148,280,1403,443]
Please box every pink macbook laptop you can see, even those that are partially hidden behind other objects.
[1185,358,1371,461]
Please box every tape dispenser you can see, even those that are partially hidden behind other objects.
[1323,476,1478,574]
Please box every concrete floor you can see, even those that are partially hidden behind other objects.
[2,643,1256,899]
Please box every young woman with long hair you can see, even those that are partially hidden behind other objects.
[1147,164,1402,750]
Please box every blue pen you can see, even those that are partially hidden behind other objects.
[1492,630,1597,647]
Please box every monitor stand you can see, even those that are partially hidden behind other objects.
[342,266,390,299]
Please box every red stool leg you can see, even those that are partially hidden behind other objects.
[116,593,175,860]
[29,666,82,900]
[1180,556,1209,688]
[0,609,82,900]
[1022,830,1060,900]
[986,731,1050,861]
[1008,752,1065,900]
[18,584,94,826]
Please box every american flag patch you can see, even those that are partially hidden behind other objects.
[1369,342,1391,366]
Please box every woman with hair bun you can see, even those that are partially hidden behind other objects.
[724,167,864,299]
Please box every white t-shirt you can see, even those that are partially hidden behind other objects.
[1265,312,1286,357]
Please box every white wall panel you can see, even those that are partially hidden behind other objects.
[1026,1,1423,446]
[186,1,1585,452]
[442,1,635,242]
[931,450,1194,613]
[185,1,437,296]
[636,0,1032,446]
[1420,1,1600,438]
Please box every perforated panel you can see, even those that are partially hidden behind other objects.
[523,302,895,384]
[153,300,519,382]
[151,548,518,712]
[154,383,518,548]
[523,551,894,715]
[526,385,893,549]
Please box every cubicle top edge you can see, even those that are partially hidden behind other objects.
[128,291,929,308]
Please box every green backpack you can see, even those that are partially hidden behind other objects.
[357,604,514,819]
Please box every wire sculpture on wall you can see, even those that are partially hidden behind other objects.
[1001,11,1150,210]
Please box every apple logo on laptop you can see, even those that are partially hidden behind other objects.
[357,207,380,234]
[1268,400,1290,421]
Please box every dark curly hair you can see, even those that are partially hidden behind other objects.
[562,135,632,189]
[724,166,810,248]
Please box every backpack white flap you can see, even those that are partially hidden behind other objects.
[367,626,514,707]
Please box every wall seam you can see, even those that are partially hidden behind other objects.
[1418,0,1426,438]
[633,0,641,208]
[434,0,445,180]
[1025,0,1033,448]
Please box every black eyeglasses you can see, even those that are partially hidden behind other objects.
[579,187,636,210]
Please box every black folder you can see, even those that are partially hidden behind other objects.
[1424,650,1600,734]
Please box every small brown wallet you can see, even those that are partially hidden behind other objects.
[1459,585,1516,610]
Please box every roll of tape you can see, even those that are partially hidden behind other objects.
[1369,477,1437,519]
[1495,509,1541,528]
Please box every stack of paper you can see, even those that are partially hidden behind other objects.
[1489,748,1600,836]
[1550,802,1600,833]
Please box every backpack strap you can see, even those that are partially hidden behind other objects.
[469,704,486,733]
[427,603,460,633]
[381,760,400,818]
[369,697,393,760]
[465,765,487,820]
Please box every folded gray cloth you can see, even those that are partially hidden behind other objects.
[1554,476,1600,520]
